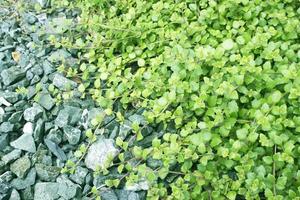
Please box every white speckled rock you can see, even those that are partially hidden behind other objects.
[85,138,118,170]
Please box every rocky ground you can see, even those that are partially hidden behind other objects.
[0,1,149,199]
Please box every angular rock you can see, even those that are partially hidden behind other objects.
[69,166,88,185]
[37,93,55,110]
[55,106,82,127]
[1,67,25,86]
[0,97,11,107]
[8,111,22,123]
[63,125,81,145]
[23,122,34,135]
[33,118,44,142]
[0,122,14,133]
[20,187,34,200]
[23,106,43,122]
[44,138,67,161]
[57,175,81,199]
[46,128,62,144]
[35,163,60,181]
[52,73,77,91]
[0,92,19,103]
[0,134,8,150]
[2,149,21,164]
[10,156,31,178]
[85,138,118,170]
[100,189,118,200]
[9,189,20,200]
[115,190,141,200]
[11,168,36,190]
[10,134,36,153]
[34,182,60,200]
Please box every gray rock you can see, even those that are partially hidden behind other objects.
[11,168,36,190]
[34,182,60,200]
[69,166,88,185]
[0,97,11,107]
[1,67,25,86]
[33,118,44,142]
[20,187,34,200]
[35,163,60,181]
[55,106,82,127]
[115,190,141,200]
[0,171,13,183]
[2,149,21,164]
[9,189,20,200]
[23,106,43,122]
[0,92,19,103]
[85,138,118,170]
[46,128,62,144]
[8,111,23,123]
[52,73,77,91]
[44,138,67,161]
[63,125,81,145]
[0,122,14,133]
[100,189,118,200]
[37,93,55,110]
[23,122,34,135]
[34,178,81,200]
[10,156,31,178]
[56,175,81,199]
[10,134,36,153]
[0,134,8,150]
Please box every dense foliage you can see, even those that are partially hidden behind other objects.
[52,0,300,199]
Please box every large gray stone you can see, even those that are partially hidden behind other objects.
[9,189,20,200]
[52,73,77,91]
[63,125,81,145]
[10,156,31,178]
[23,106,43,122]
[34,182,60,200]
[44,138,66,161]
[1,67,25,86]
[11,168,36,190]
[2,149,21,164]
[37,93,55,110]
[10,134,36,153]
[85,138,118,170]
[0,122,14,133]
[35,163,60,181]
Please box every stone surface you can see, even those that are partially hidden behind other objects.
[35,163,60,181]
[10,156,31,178]
[2,149,22,164]
[34,182,60,200]
[63,125,81,145]
[1,66,25,86]
[52,73,77,91]
[0,134,8,150]
[23,122,34,135]
[85,138,118,170]
[9,189,20,200]
[37,93,55,110]
[44,138,67,161]
[0,122,14,133]
[23,106,43,122]
[10,133,36,153]
[11,168,36,190]
[69,166,88,185]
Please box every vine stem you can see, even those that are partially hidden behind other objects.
[273,144,277,196]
